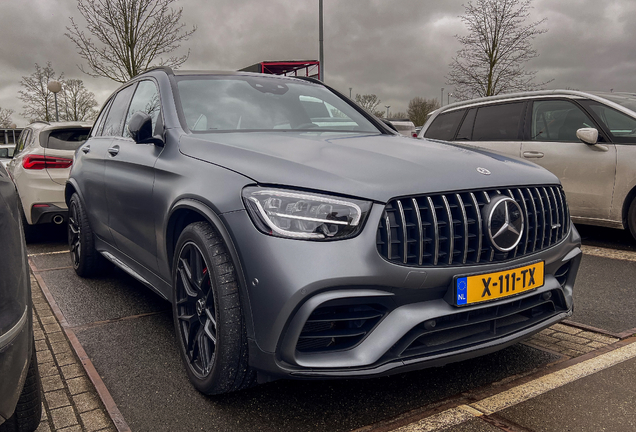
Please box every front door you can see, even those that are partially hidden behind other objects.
[521,99,616,220]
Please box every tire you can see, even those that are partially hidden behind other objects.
[68,193,104,277]
[628,198,636,241]
[172,221,255,395]
[0,343,42,432]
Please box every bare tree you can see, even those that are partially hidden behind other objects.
[66,0,197,83]
[446,0,550,100]
[354,94,384,117]
[388,111,408,120]
[60,79,99,121]
[408,97,440,126]
[0,108,14,128]
[19,62,64,122]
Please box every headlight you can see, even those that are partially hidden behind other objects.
[242,186,372,240]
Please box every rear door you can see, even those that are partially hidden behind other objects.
[521,99,616,220]
[458,102,524,158]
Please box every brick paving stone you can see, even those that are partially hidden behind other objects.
[73,392,101,414]
[587,341,606,349]
[43,323,62,334]
[557,340,595,353]
[36,339,49,352]
[47,332,67,344]
[80,409,111,432]
[533,333,561,345]
[54,352,78,367]
[37,350,54,364]
[58,426,83,432]
[50,406,79,430]
[561,348,585,357]
[40,316,58,325]
[551,323,582,335]
[34,329,45,341]
[39,361,59,378]
[539,328,555,336]
[551,332,591,345]
[41,374,65,393]
[50,341,72,355]
[66,377,92,395]
[35,421,52,432]
[61,364,85,380]
[578,331,619,344]
[44,390,71,410]
[525,339,566,353]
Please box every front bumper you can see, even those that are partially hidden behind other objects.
[223,204,581,381]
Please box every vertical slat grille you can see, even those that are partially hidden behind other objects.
[377,185,570,267]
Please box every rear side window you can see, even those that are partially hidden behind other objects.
[102,84,136,137]
[531,100,595,142]
[424,110,465,141]
[43,128,92,150]
[472,103,524,141]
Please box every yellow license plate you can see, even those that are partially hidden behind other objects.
[455,261,544,306]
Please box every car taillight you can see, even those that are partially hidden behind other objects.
[412,132,418,138]
[23,155,73,170]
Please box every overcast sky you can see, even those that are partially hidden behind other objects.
[1,0,635,126]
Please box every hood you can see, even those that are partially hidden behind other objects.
[179,132,558,203]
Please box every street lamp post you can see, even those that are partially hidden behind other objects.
[349,87,352,98]
[385,106,390,118]
[441,87,444,107]
[448,92,453,105]
[319,0,324,82]
[47,80,62,122]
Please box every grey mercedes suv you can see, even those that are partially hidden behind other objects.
[66,68,581,395]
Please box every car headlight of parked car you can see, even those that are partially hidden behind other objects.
[242,186,372,240]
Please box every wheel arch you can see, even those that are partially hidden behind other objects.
[166,199,255,340]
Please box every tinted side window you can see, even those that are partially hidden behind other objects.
[473,103,524,141]
[44,128,92,150]
[15,129,31,154]
[91,98,114,138]
[456,108,477,140]
[588,103,636,143]
[424,110,465,141]
[123,80,161,138]
[531,100,595,142]
[102,85,136,137]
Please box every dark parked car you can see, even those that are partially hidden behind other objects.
[66,68,581,395]
[0,164,42,431]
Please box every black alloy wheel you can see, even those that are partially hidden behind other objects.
[172,222,255,395]
[68,193,102,277]
[175,240,218,377]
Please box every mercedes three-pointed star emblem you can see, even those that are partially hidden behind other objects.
[484,196,524,252]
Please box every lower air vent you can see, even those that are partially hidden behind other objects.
[296,303,387,353]
[392,290,566,359]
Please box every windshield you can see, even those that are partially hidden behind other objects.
[176,75,379,133]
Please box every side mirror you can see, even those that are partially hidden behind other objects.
[576,128,598,145]
[128,112,164,147]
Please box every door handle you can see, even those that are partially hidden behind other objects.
[523,151,544,158]
[81,145,90,154]
[108,145,120,156]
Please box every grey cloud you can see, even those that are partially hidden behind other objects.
[1,0,635,126]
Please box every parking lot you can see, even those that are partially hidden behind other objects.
[25,223,636,432]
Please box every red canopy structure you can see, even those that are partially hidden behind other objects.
[239,60,320,80]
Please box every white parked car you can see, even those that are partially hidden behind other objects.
[0,144,14,168]
[385,118,418,137]
[420,90,636,240]
[6,121,92,239]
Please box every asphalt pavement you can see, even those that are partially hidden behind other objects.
[25,224,636,432]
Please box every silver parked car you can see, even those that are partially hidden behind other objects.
[420,90,636,239]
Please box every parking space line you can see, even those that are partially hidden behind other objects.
[28,249,70,257]
[390,339,636,431]
[581,245,636,262]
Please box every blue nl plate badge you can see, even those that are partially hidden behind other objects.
[456,277,467,305]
